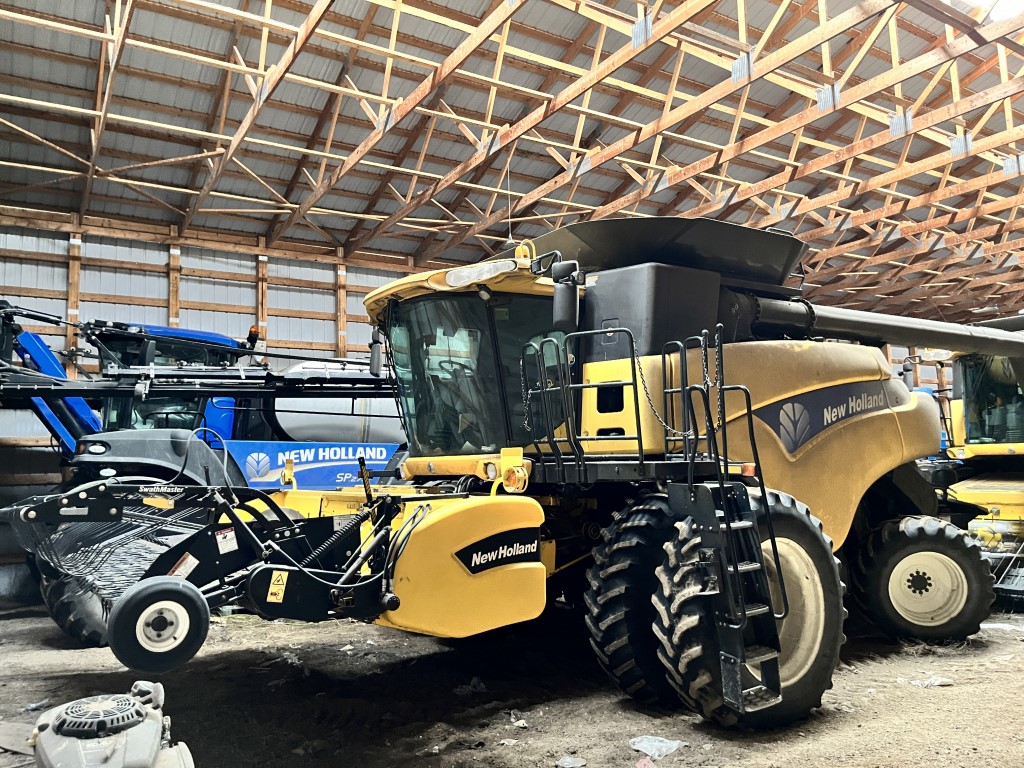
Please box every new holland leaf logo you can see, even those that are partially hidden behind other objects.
[779,402,811,453]
[245,452,271,480]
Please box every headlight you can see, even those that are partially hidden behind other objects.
[444,259,517,288]
[85,442,108,455]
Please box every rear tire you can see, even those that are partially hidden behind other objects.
[584,496,680,707]
[39,574,109,647]
[653,489,844,727]
[859,516,993,642]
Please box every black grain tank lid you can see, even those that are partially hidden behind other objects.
[493,217,806,288]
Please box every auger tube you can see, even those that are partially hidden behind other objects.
[749,296,1024,358]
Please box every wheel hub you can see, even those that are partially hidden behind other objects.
[887,551,968,627]
[906,570,932,595]
[135,600,190,653]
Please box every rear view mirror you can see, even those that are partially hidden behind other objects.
[552,260,582,333]
[369,328,383,377]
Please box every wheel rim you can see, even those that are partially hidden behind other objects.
[887,551,968,627]
[134,600,191,653]
[759,538,826,688]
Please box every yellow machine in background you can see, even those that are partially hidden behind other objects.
[923,347,1024,603]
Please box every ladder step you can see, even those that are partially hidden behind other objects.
[718,520,754,531]
[742,602,771,617]
[742,644,779,665]
[727,560,761,574]
[741,684,782,712]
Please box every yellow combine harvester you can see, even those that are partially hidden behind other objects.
[916,332,1024,604]
[12,218,1024,728]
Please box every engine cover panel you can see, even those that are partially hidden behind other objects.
[375,494,546,637]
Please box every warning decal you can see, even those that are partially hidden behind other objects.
[169,552,199,579]
[267,570,289,603]
[215,527,239,554]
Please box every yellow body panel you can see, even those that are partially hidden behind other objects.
[363,258,555,321]
[949,474,1024,521]
[711,343,937,549]
[372,495,547,637]
[576,356,665,455]
[264,486,425,518]
[573,341,939,549]
[402,454,501,480]
[947,440,1024,459]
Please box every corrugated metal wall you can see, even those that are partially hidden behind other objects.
[0,225,403,441]
[0,227,68,440]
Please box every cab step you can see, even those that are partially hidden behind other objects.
[718,519,754,531]
[740,684,783,712]
[742,644,779,665]
[741,602,771,617]
[727,560,761,574]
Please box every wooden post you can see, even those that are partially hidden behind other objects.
[335,249,347,358]
[257,253,268,343]
[168,244,181,327]
[65,232,82,378]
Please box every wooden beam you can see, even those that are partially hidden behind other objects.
[268,0,532,245]
[181,0,340,232]
[591,12,1024,221]
[64,232,81,377]
[424,0,899,260]
[168,244,181,327]
[80,0,137,216]
[348,0,720,255]
[335,259,347,357]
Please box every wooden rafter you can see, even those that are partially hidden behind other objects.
[2,0,1024,319]
[180,0,339,232]
[266,0,530,245]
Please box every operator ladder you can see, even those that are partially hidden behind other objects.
[665,329,784,713]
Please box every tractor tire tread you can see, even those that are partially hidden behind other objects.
[585,495,680,707]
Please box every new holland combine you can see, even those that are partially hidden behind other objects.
[910,314,1024,607]
[11,217,1024,728]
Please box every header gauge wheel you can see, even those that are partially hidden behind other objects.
[860,516,994,642]
[108,577,210,674]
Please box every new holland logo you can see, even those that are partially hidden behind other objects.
[755,380,893,455]
[455,528,542,574]
[245,452,272,480]
[779,402,810,454]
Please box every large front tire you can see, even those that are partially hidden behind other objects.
[654,489,844,727]
[859,516,994,642]
[584,496,680,706]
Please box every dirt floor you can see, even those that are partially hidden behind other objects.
[1,606,1023,768]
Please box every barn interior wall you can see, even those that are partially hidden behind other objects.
[0,210,406,452]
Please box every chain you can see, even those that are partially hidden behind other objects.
[632,340,693,437]
[519,340,715,443]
